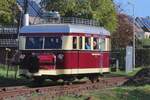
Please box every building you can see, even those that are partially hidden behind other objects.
[0,0,41,63]
[135,17,150,39]
[0,25,18,63]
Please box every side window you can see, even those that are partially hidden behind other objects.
[93,38,99,50]
[85,37,91,50]
[79,37,82,49]
[73,37,77,49]
[99,38,105,51]
[44,37,62,49]
[26,37,43,49]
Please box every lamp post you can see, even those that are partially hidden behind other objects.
[128,2,135,70]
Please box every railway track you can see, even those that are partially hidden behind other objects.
[0,77,127,100]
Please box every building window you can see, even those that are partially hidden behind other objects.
[85,37,91,50]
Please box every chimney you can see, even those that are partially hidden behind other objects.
[24,13,29,26]
[24,0,29,26]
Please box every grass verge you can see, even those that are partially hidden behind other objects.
[109,67,142,77]
[0,64,19,78]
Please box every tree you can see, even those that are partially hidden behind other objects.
[111,14,133,49]
[0,0,17,25]
[40,0,117,32]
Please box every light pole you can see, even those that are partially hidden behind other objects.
[128,2,135,70]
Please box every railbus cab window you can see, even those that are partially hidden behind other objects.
[26,37,43,49]
[44,37,62,49]
[99,38,105,51]
[73,37,77,49]
[85,37,91,50]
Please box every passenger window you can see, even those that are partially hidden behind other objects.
[79,37,82,49]
[85,37,91,50]
[26,37,43,49]
[44,37,62,49]
[93,38,98,50]
[73,37,77,49]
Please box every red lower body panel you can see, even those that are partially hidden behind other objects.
[56,51,110,69]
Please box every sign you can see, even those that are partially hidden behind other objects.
[125,46,133,72]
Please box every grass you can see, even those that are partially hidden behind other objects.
[0,64,19,78]
[55,85,150,100]
[109,67,142,77]
[0,64,30,87]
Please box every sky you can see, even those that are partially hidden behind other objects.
[114,0,150,17]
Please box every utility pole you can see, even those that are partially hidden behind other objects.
[128,2,135,70]
[24,0,28,14]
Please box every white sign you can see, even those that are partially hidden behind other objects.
[125,46,133,72]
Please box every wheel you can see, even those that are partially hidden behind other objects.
[63,76,75,85]
[89,75,99,83]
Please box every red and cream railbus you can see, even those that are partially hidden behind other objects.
[19,18,111,82]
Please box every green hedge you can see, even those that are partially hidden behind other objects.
[136,49,150,66]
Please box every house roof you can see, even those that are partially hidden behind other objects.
[135,17,150,32]
[17,0,43,17]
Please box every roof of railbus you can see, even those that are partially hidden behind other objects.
[20,24,110,36]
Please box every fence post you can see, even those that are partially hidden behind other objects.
[116,59,119,72]
[5,48,11,77]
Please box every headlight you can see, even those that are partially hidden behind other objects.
[57,54,64,60]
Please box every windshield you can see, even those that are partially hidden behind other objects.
[99,38,105,51]
[44,37,62,49]
[26,37,43,49]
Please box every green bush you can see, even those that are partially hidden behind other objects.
[136,49,150,66]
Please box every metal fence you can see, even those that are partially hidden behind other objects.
[111,48,150,70]
[0,39,18,47]
[31,17,101,26]
[0,27,17,34]
[0,25,18,48]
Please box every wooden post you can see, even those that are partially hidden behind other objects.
[5,48,11,77]
[6,52,9,77]
[116,59,119,72]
